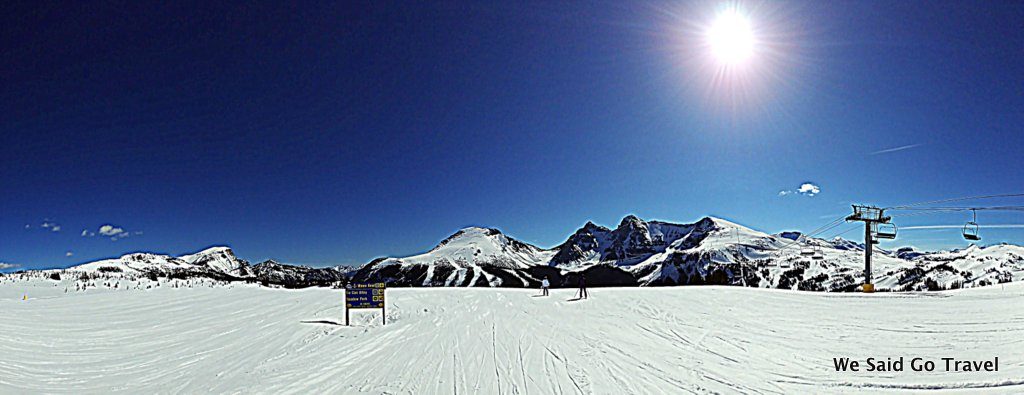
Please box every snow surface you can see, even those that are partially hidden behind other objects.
[2,278,1023,393]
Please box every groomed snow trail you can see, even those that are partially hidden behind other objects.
[1,282,1023,393]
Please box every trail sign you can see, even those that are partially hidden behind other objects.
[345,283,386,325]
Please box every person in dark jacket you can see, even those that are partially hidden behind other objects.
[577,273,588,299]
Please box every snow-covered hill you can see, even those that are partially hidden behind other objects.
[2,281,1023,392]
[68,247,245,279]
[56,247,345,288]
[880,244,1024,291]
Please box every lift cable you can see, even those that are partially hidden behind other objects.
[885,193,1024,210]
[770,216,846,252]
[758,197,1024,259]
[888,205,1024,213]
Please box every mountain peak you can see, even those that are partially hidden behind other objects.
[179,246,235,262]
[254,259,281,267]
[617,215,646,229]
[458,226,498,233]
[436,227,503,249]
[578,221,610,233]
[195,246,233,255]
[254,259,313,270]
[179,246,248,276]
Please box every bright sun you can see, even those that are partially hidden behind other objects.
[707,9,755,65]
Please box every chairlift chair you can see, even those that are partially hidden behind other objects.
[812,246,824,260]
[875,223,897,240]
[800,247,814,256]
[963,209,981,241]
[963,225,980,241]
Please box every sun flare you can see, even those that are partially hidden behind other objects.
[707,9,755,66]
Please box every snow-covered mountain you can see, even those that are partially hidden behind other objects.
[26,215,1024,291]
[59,247,345,288]
[180,247,252,277]
[69,247,244,279]
[551,215,697,268]
[350,227,556,287]
[250,260,347,288]
[350,215,1024,291]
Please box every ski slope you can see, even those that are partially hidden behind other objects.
[2,280,1023,393]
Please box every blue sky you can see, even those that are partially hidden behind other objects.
[2,1,1023,270]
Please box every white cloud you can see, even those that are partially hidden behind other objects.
[797,183,820,196]
[65,251,74,257]
[778,182,821,197]
[0,262,18,270]
[98,225,125,237]
[83,224,138,241]
[26,220,62,233]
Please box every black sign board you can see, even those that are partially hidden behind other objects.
[344,283,386,325]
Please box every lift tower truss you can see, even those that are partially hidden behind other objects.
[846,205,892,293]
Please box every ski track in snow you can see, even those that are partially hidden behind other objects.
[1,281,1024,393]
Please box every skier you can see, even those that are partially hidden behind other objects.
[577,274,588,300]
[540,276,550,297]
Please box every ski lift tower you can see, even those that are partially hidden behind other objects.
[845,205,892,293]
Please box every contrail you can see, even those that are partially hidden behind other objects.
[900,224,1024,230]
[869,143,924,155]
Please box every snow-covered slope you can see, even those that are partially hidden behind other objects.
[2,281,1023,392]
[875,244,1024,291]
